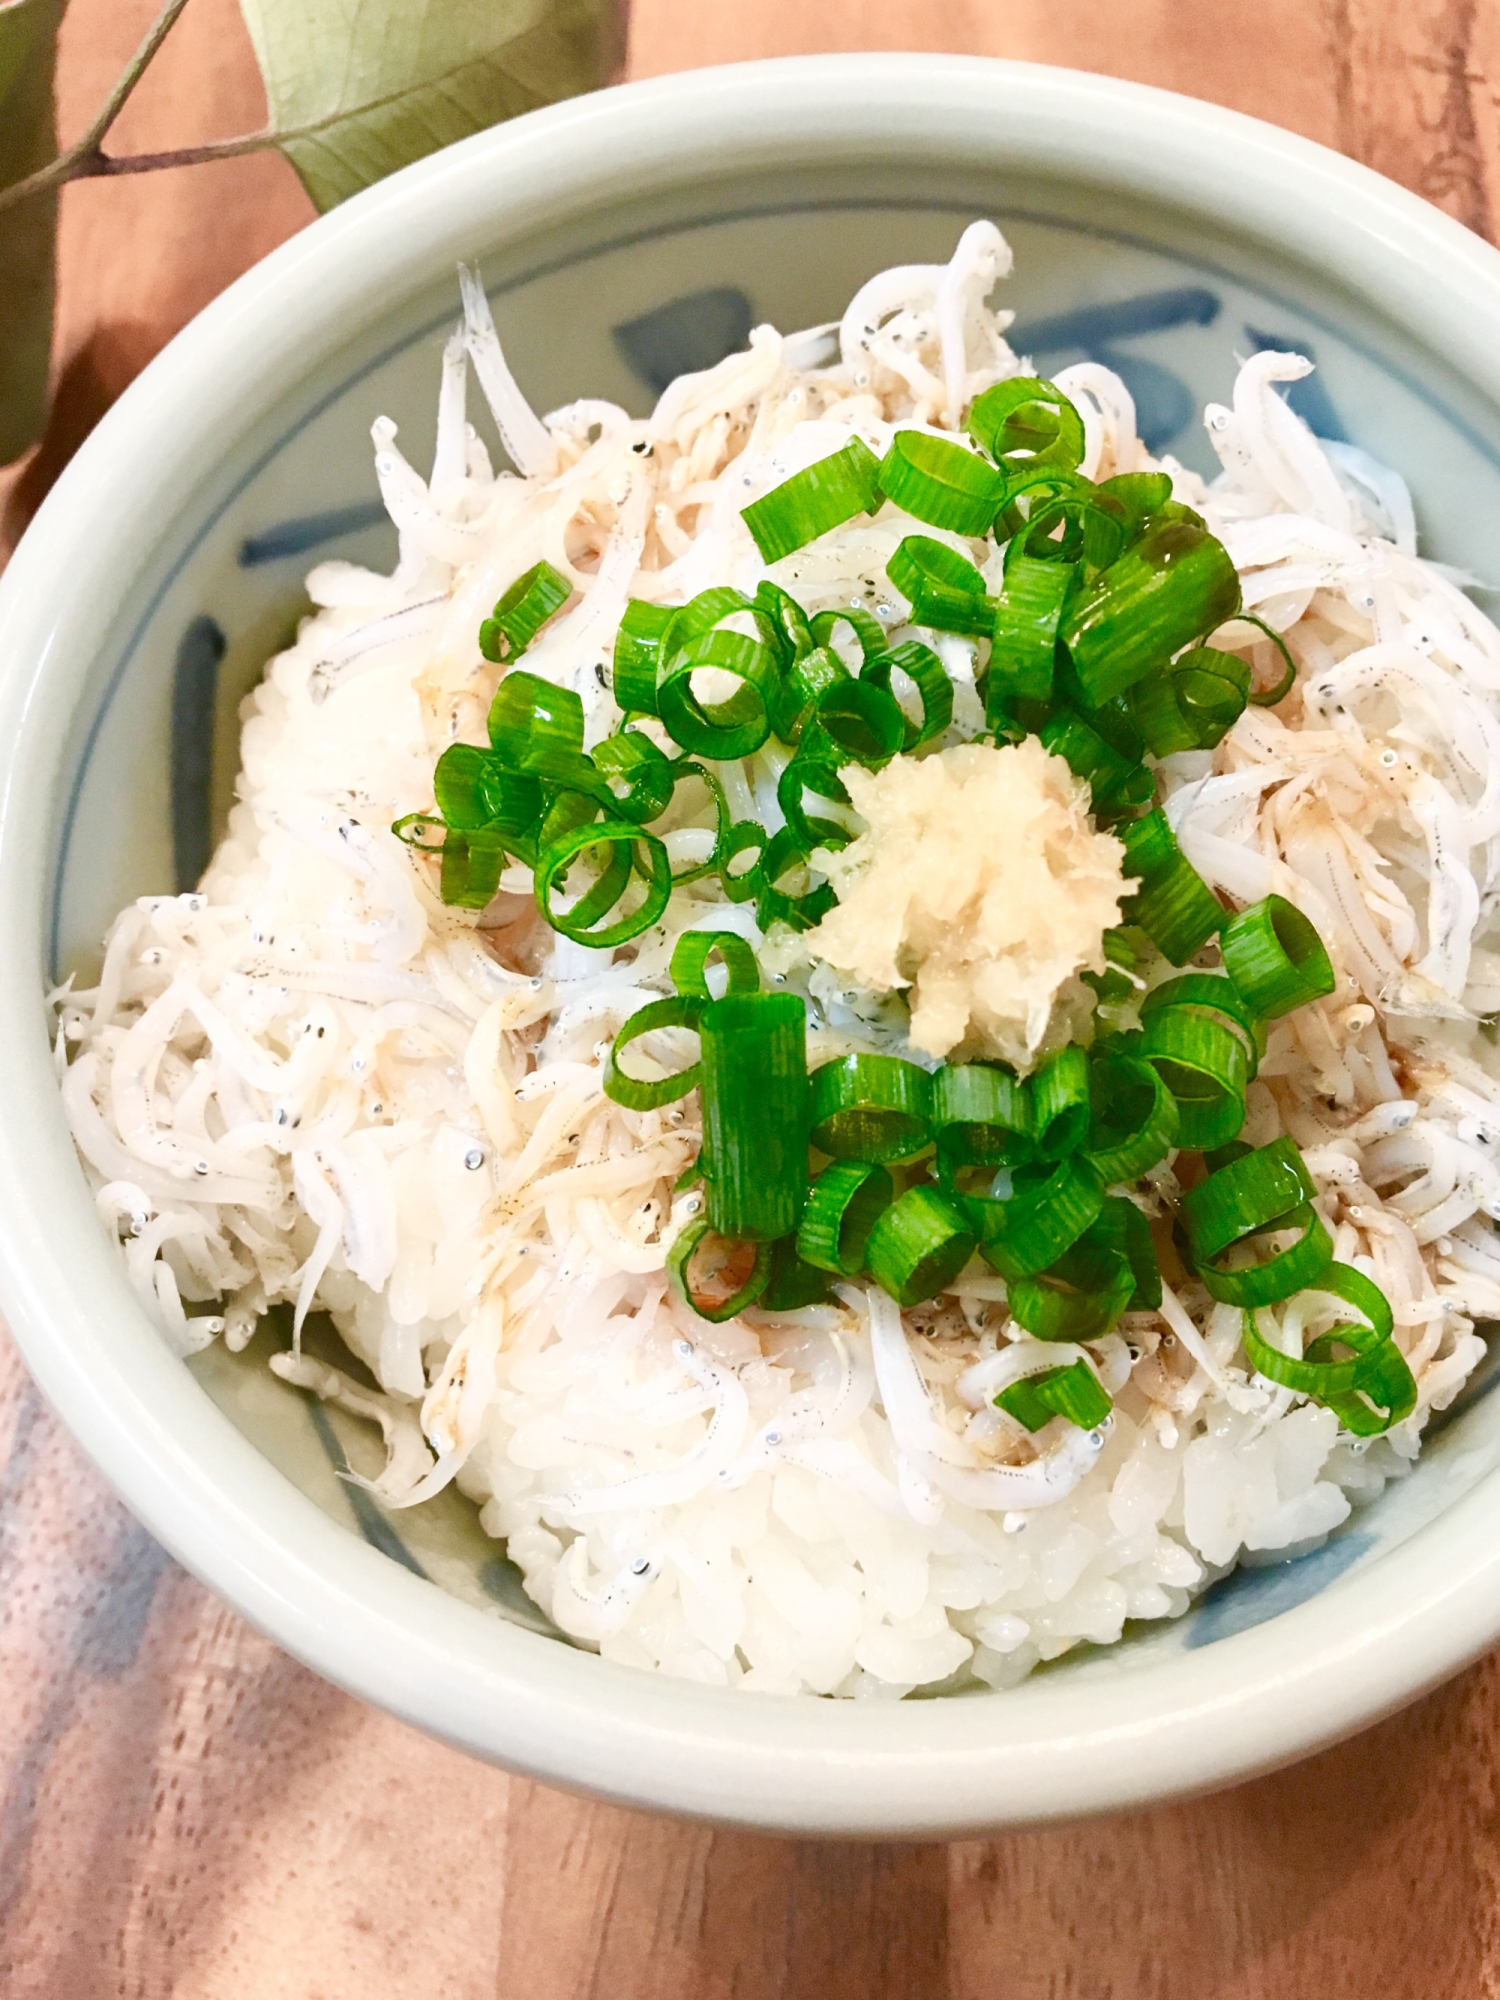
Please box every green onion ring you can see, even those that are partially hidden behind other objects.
[1119,809,1225,964]
[669,929,760,1000]
[700,992,809,1242]
[860,639,953,747]
[797,678,906,771]
[967,375,1086,472]
[1008,1258,1135,1343]
[717,820,771,903]
[978,1160,1104,1281]
[1221,895,1336,1018]
[611,599,674,714]
[603,995,704,1111]
[809,1053,934,1162]
[887,535,994,637]
[808,604,889,664]
[391,811,448,853]
[987,551,1074,714]
[657,627,779,760]
[755,827,837,935]
[996,1359,1112,1432]
[667,1219,773,1322]
[741,436,883,564]
[797,1160,895,1275]
[1084,1048,1181,1183]
[931,1062,1033,1169]
[535,819,672,947]
[759,1236,835,1311]
[879,429,1006,536]
[1141,973,1264,1071]
[1181,1137,1317,1261]
[1140,1006,1250,1151]
[1236,612,1299,706]
[478,558,572,663]
[1064,521,1243,708]
[864,1185,976,1307]
[1031,1044,1091,1160]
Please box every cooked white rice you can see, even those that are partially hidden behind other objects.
[54,223,1500,1696]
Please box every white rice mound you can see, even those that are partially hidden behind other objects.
[55,224,1500,1697]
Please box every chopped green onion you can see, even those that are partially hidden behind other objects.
[439,828,510,910]
[1129,646,1251,756]
[742,437,883,564]
[755,826,838,934]
[611,599,674,714]
[1008,1256,1135,1343]
[1237,612,1299,706]
[1140,1005,1249,1150]
[479,559,572,663]
[769,643,848,744]
[1091,1192,1162,1310]
[1180,1137,1332,1306]
[1039,708,1142,810]
[1085,1046,1181,1182]
[535,819,672,947]
[1031,1044,1091,1160]
[669,929,760,1000]
[391,811,447,852]
[760,1236,835,1310]
[1221,895,1336,1018]
[809,604,889,663]
[797,678,906,770]
[987,552,1073,714]
[996,1359,1111,1432]
[1097,471,1173,539]
[1064,522,1243,707]
[809,1053,933,1162]
[603,995,703,1110]
[756,579,817,661]
[667,1219,772,1322]
[699,993,809,1242]
[1119,809,1224,964]
[880,429,1005,535]
[968,375,1086,472]
[432,744,546,836]
[887,536,994,637]
[993,465,1092,541]
[657,627,778,760]
[1140,972,1264,1071]
[864,1185,976,1306]
[978,1160,1103,1281]
[487,669,586,777]
[592,729,676,824]
[1082,925,1144,1007]
[775,758,850,853]
[718,819,770,902]
[1240,1266,1409,1431]
[932,1062,1033,1169]
[797,1160,894,1275]
[860,638,953,748]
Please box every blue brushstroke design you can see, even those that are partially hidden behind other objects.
[238,499,390,567]
[480,1555,566,1636]
[1185,1529,1375,1648]
[1009,286,1221,452]
[305,1398,430,1581]
[1245,323,1350,441]
[1010,285,1221,354]
[614,286,755,397]
[170,614,225,894]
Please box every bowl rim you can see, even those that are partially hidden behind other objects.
[4,50,1500,1836]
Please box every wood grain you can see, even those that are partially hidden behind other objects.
[5,0,1500,1992]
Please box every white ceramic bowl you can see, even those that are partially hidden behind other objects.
[5,54,1500,1836]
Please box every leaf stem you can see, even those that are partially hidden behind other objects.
[0,0,277,218]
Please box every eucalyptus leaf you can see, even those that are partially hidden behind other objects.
[0,0,65,464]
[236,0,618,214]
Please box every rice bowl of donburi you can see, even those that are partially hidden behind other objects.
[8,57,1500,1829]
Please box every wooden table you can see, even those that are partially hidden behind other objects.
[4,3,1499,1992]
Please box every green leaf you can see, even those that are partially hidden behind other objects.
[236,0,619,214]
[0,0,65,465]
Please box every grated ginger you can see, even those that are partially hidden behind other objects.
[808,737,1129,1068]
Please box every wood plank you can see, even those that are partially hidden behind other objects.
[4,0,1500,1993]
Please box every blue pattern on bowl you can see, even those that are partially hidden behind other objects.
[53,190,1500,1672]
